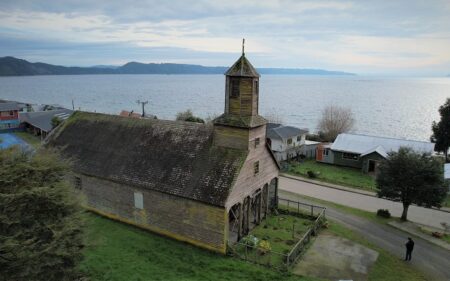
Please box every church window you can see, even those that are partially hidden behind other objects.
[134,192,144,209]
[254,80,259,95]
[255,137,260,148]
[74,176,82,190]
[254,161,260,175]
[230,78,240,98]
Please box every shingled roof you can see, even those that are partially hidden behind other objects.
[225,54,260,77]
[46,111,248,207]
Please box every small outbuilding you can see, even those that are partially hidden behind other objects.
[20,109,73,139]
[316,133,435,173]
[46,51,280,253]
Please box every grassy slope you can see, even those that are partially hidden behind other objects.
[13,132,41,148]
[288,160,376,191]
[80,213,320,281]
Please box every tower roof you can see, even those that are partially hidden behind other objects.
[225,54,260,78]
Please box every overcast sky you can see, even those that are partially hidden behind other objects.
[1,0,449,75]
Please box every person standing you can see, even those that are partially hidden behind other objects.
[405,237,414,261]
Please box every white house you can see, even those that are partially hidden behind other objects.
[266,123,308,161]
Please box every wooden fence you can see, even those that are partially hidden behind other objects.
[228,197,326,270]
[285,207,326,266]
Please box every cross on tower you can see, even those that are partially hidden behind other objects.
[242,38,245,56]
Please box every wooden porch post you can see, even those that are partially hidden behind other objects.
[237,202,243,241]
[245,197,250,234]
[258,192,263,224]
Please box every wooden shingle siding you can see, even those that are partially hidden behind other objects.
[213,125,250,150]
[81,175,227,253]
[226,138,279,209]
[239,78,253,116]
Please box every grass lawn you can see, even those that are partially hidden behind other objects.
[287,160,377,192]
[13,132,41,149]
[80,213,321,281]
[326,221,427,281]
[232,213,315,268]
[418,226,450,244]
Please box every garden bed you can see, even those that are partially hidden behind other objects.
[229,212,318,269]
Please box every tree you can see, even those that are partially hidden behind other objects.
[51,116,62,129]
[0,148,84,280]
[376,147,447,221]
[176,109,205,123]
[318,105,355,141]
[430,98,450,162]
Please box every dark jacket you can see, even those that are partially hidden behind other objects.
[406,240,414,251]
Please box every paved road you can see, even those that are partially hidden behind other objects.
[280,176,450,229]
[279,180,450,280]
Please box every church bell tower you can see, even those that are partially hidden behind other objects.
[213,39,267,150]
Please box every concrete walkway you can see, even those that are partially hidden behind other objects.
[279,189,450,281]
[280,176,450,230]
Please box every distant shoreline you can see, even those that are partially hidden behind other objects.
[0,56,356,77]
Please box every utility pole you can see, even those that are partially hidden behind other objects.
[136,100,149,117]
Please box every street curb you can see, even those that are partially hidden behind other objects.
[280,173,378,197]
[388,221,450,251]
[280,173,450,214]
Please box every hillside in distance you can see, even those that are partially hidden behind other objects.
[0,56,355,76]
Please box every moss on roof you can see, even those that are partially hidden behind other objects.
[213,114,267,128]
[225,55,260,78]
[47,111,248,206]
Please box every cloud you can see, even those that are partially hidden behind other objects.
[0,0,449,75]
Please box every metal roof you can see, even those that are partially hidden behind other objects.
[266,125,308,140]
[0,102,20,111]
[445,163,450,179]
[20,109,73,132]
[331,133,435,157]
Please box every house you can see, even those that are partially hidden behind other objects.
[119,110,142,118]
[20,109,73,140]
[266,123,309,161]
[316,133,435,173]
[0,102,20,130]
[46,51,280,254]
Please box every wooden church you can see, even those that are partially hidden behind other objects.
[47,47,280,253]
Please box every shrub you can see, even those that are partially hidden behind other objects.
[376,209,391,218]
[307,170,316,178]
[175,109,205,123]
[258,240,272,255]
[241,235,259,249]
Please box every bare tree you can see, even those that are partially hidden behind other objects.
[318,105,355,141]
